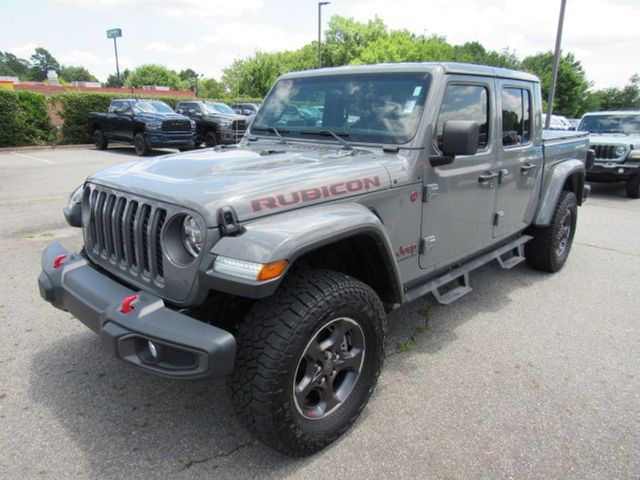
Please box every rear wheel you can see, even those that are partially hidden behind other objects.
[133,133,150,156]
[204,131,217,148]
[625,175,640,199]
[526,191,577,272]
[94,129,108,150]
[229,269,386,457]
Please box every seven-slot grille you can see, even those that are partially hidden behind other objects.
[87,188,167,282]
[593,144,624,160]
[161,119,192,132]
[231,119,247,132]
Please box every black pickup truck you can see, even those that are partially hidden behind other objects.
[88,99,196,156]
[175,100,249,147]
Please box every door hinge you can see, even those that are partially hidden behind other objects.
[422,184,439,203]
[493,211,504,226]
[419,235,436,254]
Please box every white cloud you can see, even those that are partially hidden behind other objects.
[145,42,197,54]
[56,0,264,17]
[343,0,640,88]
[8,43,38,58]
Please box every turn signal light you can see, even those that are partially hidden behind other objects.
[258,260,289,282]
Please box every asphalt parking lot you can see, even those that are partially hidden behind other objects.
[1,146,639,479]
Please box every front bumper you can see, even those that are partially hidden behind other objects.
[144,131,196,148]
[587,161,639,181]
[38,242,236,379]
[217,129,245,145]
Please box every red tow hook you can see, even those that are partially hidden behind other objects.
[120,294,139,314]
[53,254,68,269]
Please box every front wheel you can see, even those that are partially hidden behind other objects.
[94,129,108,150]
[133,133,151,156]
[625,175,640,199]
[204,131,217,148]
[229,269,386,457]
[526,191,577,272]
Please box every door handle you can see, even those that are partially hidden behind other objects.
[478,172,499,185]
[520,163,536,174]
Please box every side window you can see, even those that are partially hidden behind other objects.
[176,103,185,113]
[110,101,122,112]
[501,88,531,146]
[436,84,489,150]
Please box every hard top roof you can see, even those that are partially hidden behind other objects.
[280,62,539,83]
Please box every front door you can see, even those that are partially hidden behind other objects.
[493,81,543,238]
[420,77,499,271]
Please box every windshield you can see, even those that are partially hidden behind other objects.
[251,73,430,144]
[578,114,640,134]
[133,101,174,114]
[205,102,235,115]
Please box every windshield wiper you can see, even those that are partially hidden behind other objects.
[299,129,354,150]
[252,126,289,144]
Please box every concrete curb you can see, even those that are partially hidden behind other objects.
[0,144,94,153]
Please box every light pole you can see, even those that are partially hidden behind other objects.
[106,28,123,84]
[318,2,330,68]
[545,0,567,129]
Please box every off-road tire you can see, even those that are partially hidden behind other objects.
[625,175,640,199]
[229,269,386,457]
[94,129,108,150]
[133,132,151,156]
[526,191,577,272]
[204,131,217,148]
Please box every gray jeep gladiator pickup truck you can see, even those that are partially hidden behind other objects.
[39,63,590,456]
[578,110,640,198]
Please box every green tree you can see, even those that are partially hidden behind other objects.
[323,16,388,66]
[125,64,186,90]
[522,52,590,117]
[104,69,130,87]
[198,77,225,99]
[222,52,284,98]
[591,75,640,111]
[0,51,30,78]
[29,47,60,81]
[59,65,98,83]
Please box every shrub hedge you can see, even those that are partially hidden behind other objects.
[0,90,55,147]
[0,90,263,147]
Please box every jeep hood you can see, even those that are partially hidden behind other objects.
[87,146,395,226]
[589,133,640,146]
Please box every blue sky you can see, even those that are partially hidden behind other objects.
[1,0,638,88]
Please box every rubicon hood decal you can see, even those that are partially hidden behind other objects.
[250,176,382,212]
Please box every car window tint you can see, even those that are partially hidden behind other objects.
[436,84,489,149]
[501,87,531,146]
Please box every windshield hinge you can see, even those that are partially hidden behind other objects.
[217,206,244,236]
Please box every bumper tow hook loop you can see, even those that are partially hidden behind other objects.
[120,294,138,314]
[53,254,68,269]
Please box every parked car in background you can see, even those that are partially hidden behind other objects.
[542,113,572,130]
[568,118,581,130]
[41,62,591,457]
[88,99,196,156]
[176,101,249,147]
[229,102,260,117]
[578,110,640,198]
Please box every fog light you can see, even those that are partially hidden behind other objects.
[618,168,624,174]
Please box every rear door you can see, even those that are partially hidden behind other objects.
[420,76,499,271]
[493,81,543,238]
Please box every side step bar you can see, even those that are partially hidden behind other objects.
[404,235,532,305]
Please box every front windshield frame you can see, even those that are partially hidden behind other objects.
[204,102,236,115]
[578,114,640,134]
[250,72,431,146]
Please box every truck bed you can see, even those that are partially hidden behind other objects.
[542,129,589,166]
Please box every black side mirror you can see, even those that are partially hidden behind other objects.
[430,120,480,167]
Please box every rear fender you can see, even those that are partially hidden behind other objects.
[533,159,585,226]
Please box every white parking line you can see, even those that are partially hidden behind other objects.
[10,152,55,164]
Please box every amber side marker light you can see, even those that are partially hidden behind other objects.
[258,260,289,282]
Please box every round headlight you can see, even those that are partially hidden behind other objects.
[182,215,203,258]
[615,146,626,157]
[67,185,84,210]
